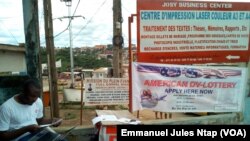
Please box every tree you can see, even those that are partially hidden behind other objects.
[40,47,112,72]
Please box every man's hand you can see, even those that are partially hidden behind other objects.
[51,118,63,127]
[25,124,40,133]
[37,117,63,127]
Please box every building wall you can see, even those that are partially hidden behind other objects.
[0,45,28,105]
[0,51,26,72]
[0,76,29,105]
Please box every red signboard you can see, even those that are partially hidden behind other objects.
[137,0,250,64]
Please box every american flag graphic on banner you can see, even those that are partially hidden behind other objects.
[136,65,161,73]
[160,67,181,77]
[182,68,242,79]
[137,65,241,79]
[182,68,203,78]
[202,69,241,79]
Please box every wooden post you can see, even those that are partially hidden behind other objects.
[80,73,84,125]
[113,0,123,78]
[43,0,60,118]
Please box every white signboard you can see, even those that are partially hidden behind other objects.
[84,78,129,106]
[132,62,247,112]
[137,0,250,63]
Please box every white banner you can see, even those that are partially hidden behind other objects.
[132,62,247,112]
[84,78,129,106]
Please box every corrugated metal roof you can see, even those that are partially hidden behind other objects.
[0,44,25,52]
[94,67,108,73]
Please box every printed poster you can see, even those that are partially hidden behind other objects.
[132,62,247,112]
[84,78,129,106]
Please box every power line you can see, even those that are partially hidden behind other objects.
[53,27,68,39]
[72,0,108,41]
[122,4,131,14]
[43,0,110,48]
[0,17,16,20]
[40,0,81,45]
[0,21,19,44]
[72,0,80,18]
[53,0,81,39]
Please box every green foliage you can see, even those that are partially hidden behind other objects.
[107,44,113,51]
[40,47,47,64]
[74,53,111,69]
[40,47,112,72]
[56,48,71,72]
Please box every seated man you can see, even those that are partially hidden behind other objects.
[0,79,62,141]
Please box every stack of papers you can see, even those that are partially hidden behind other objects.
[92,115,141,125]
[39,119,63,128]
[92,115,118,125]
[117,118,141,125]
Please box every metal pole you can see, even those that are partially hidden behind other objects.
[128,16,132,113]
[128,14,137,113]
[69,6,75,88]
[22,0,43,115]
[22,0,41,81]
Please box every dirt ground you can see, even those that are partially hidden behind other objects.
[44,101,197,127]
[44,106,96,127]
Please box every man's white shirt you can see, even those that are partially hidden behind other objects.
[0,96,43,131]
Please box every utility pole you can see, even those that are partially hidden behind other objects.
[43,0,60,118]
[113,0,123,78]
[61,0,74,88]
[68,5,74,88]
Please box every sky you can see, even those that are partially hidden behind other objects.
[0,0,137,48]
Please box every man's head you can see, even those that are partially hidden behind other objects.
[20,79,41,105]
